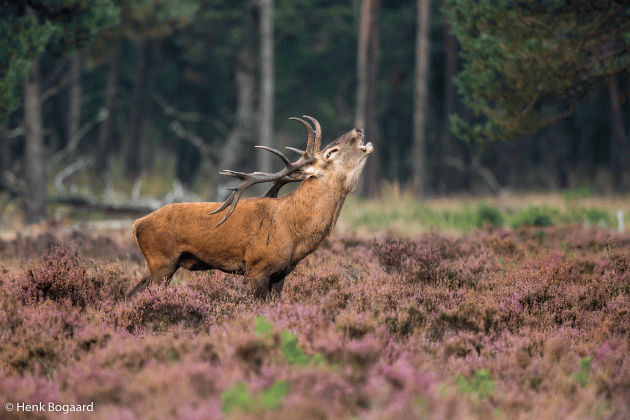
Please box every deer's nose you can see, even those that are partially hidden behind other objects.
[355,129,363,135]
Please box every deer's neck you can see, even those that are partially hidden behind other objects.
[282,176,346,248]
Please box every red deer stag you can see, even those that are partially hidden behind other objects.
[127,116,373,299]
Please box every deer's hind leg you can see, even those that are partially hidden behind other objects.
[127,257,179,299]
[126,274,151,299]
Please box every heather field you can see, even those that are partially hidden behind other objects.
[1,199,630,419]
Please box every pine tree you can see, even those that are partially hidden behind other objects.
[0,0,120,119]
[445,0,630,143]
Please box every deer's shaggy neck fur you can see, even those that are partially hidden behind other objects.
[280,175,347,260]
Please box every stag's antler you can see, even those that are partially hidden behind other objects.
[261,116,321,198]
[211,116,322,227]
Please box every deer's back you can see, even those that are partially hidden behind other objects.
[132,200,295,267]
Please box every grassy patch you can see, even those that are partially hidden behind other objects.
[339,190,630,235]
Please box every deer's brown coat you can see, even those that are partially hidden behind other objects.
[128,123,372,299]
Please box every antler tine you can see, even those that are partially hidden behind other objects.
[289,117,315,157]
[303,116,321,152]
[211,169,273,227]
[255,145,292,165]
[211,116,321,227]
[211,183,251,227]
[211,153,315,227]
[261,151,315,199]
[285,146,304,155]
[211,190,236,215]
[260,146,311,198]
[255,145,303,198]
[263,177,297,198]
[218,169,250,179]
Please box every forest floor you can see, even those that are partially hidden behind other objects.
[1,193,629,419]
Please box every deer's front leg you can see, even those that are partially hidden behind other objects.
[268,263,297,295]
[269,277,285,295]
[248,264,272,299]
[249,265,291,299]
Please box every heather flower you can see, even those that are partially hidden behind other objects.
[0,226,627,419]
[112,284,211,332]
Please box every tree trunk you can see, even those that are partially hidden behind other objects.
[67,54,82,161]
[440,10,457,194]
[258,0,274,194]
[0,123,8,176]
[412,0,432,197]
[96,41,122,175]
[210,46,256,201]
[608,75,626,191]
[210,5,257,200]
[363,0,381,197]
[23,57,47,223]
[355,0,372,131]
[355,0,378,196]
[125,39,149,179]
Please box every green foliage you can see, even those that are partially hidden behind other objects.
[573,357,591,387]
[455,369,495,399]
[221,381,255,414]
[280,330,315,365]
[255,316,324,366]
[0,17,53,116]
[118,0,199,40]
[85,0,198,69]
[280,330,311,365]
[444,0,630,142]
[511,206,554,228]
[344,197,481,233]
[583,208,610,226]
[475,203,504,227]
[221,380,290,414]
[561,188,612,225]
[562,187,591,203]
[254,316,273,335]
[259,380,291,410]
[342,195,629,235]
[0,0,120,118]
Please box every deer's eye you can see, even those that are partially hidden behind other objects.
[326,148,338,159]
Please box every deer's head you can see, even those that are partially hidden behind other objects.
[212,116,373,226]
[289,117,373,193]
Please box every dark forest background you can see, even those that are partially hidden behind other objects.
[2,0,630,223]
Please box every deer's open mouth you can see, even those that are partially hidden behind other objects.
[360,142,373,154]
